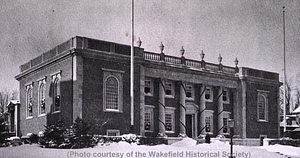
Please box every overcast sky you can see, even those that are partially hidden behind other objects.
[0,0,299,92]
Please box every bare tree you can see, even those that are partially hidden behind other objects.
[294,89,300,110]
[280,78,293,114]
[0,89,19,115]
[294,73,300,110]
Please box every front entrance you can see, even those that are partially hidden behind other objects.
[186,114,193,137]
[186,103,198,138]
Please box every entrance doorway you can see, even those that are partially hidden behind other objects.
[186,114,193,138]
[186,103,198,138]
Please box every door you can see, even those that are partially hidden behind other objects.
[186,114,193,137]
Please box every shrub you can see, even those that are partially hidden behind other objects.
[39,120,66,148]
[29,134,39,144]
[40,117,95,149]
[0,117,8,147]
[64,117,93,149]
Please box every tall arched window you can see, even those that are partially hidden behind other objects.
[257,92,268,121]
[26,86,33,118]
[53,78,61,112]
[105,76,119,110]
[103,69,123,112]
[38,81,46,115]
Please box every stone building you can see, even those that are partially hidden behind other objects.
[15,36,280,139]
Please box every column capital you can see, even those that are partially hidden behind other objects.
[218,85,225,88]
[158,78,165,83]
[200,83,208,87]
[177,81,187,88]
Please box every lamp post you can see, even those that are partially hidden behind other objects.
[228,119,235,158]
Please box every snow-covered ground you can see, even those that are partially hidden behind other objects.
[0,138,299,158]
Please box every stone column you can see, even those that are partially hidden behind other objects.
[232,89,238,135]
[217,87,224,136]
[14,104,19,136]
[241,79,247,138]
[199,84,206,136]
[179,81,186,137]
[158,78,166,137]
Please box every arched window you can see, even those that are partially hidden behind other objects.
[38,81,46,115]
[53,78,60,112]
[26,86,33,118]
[257,92,268,121]
[105,76,119,110]
[103,69,123,112]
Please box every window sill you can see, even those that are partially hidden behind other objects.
[186,98,194,101]
[258,120,268,123]
[166,131,175,134]
[104,109,123,113]
[205,99,213,102]
[145,93,153,97]
[52,111,61,114]
[26,116,33,120]
[165,95,175,99]
[38,114,46,117]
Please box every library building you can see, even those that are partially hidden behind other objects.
[14,36,281,139]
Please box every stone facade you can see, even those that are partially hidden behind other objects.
[15,36,281,138]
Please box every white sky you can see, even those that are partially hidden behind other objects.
[0,0,299,91]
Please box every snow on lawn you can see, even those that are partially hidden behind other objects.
[0,138,298,158]
[258,144,300,157]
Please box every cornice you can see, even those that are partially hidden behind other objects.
[15,49,74,80]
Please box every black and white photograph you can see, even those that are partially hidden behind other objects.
[0,0,300,158]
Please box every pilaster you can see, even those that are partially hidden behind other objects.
[72,54,83,121]
[241,79,247,138]
[140,65,145,136]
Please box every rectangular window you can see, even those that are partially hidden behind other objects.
[257,90,268,122]
[144,79,153,96]
[223,118,228,133]
[223,112,231,134]
[205,87,213,102]
[223,89,229,103]
[205,110,214,134]
[186,84,194,100]
[205,116,212,132]
[144,105,154,132]
[165,107,176,133]
[165,82,174,98]
[166,114,173,131]
[106,129,120,136]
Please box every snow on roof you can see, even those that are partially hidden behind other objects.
[293,128,300,132]
[280,114,297,118]
[280,120,300,128]
[292,107,300,114]
[6,100,20,107]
